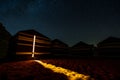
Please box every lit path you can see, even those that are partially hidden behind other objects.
[35,60,92,80]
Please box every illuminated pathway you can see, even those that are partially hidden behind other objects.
[35,60,92,80]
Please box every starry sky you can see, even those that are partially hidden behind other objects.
[0,0,120,46]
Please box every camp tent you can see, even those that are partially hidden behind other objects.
[51,39,69,55]
[9,29,51,58]
[70,41,94,56]
[97,36,120,57]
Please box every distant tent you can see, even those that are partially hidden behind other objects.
[9,29,51,58]
[97,36,120,57]
[0,22,11,58]
[51,39,69,54]
[70,41,94,56]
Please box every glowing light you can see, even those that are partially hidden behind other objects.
[35,60,91,80]
[32,35,36,57]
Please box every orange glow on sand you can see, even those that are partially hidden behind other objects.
[35,60,91,80]
[32,35,36,57]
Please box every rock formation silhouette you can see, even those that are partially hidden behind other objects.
[0,22,11,58]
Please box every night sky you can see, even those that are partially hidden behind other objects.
[0,0,120,46]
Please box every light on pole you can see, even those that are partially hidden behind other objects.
[32,35,36,57]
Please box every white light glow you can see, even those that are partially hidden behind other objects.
[32,35,36,57]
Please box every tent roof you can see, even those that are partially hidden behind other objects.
[16,29,50,39]
[98,36,120,45]
[72,41,92,48]
[52,39,68,47]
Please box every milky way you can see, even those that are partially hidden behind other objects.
[0,0,120,46]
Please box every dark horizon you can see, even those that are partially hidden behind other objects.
[0,22,120,47]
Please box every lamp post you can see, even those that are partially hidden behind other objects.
[32,35,36,57]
